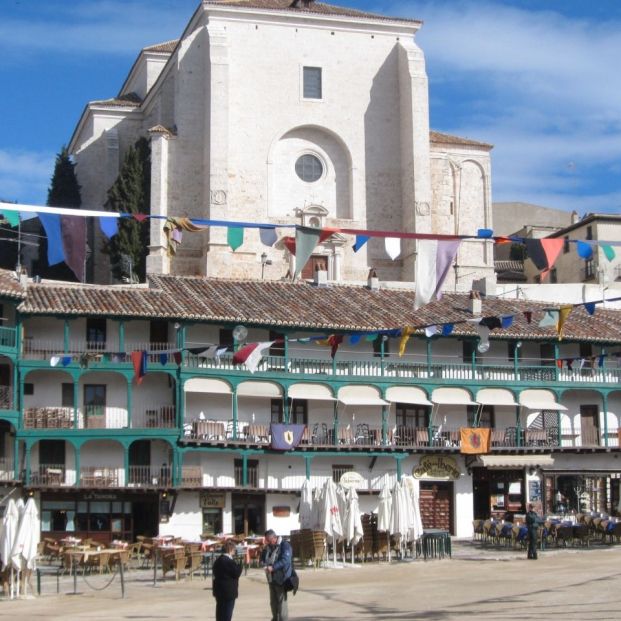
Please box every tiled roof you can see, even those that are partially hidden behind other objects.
[15,274,621,344]
[91,93,142,108]
[143,40,179,53]
[494,260,524,272]
[0,270,24,300]
[204,0,420,24]
[430,130,493,149]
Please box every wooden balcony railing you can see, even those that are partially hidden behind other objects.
[0,326,17,350]
[80,466,120,487]
[180,466,202,487]
[127,465,172,487]
[30,464,66,486]
[0,458,16,481]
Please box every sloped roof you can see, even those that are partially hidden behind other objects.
[90,93,142,108]
[15,273,621,343]
[143,40,179,54]
[203,0,420,24]
[0,270,24,300]
[430,130,493,149]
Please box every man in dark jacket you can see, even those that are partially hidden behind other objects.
[525,504,540,560]
[260,529,293,621]
[212,540,243,621]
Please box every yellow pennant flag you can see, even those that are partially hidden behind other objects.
[399,327,414,357]
[556,305,573,340]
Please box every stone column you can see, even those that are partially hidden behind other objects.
[147,127,174,275]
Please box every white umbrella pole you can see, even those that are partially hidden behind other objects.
[10,568,14,600]
[387,533,391,563]
[332,536,336,567]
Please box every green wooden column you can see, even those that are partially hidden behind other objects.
[284,335,289,370]
[19,376,25,426]
[176,376,184,430]
[123,445,129,488]
[12,363,18,411]
[242,453,248,487]
[426,339,432,376]
[74,442,81,487]
[24,443,31,486]
[553,342,560,381]
[172,447,179,487]
[380,336,385,377]
[63,319,70,353]
[381,405,388,445]
[304,455,313,480]
[515,405,522,448]
[118,320,125,352]
[126,377,133,429]
[232,387,239,440]
[73,376,79,430]
[333,401,339,445]
[13,437,19,480]
[602,392,609,448]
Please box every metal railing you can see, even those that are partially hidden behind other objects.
[234,465,258,488]
[21,340,177,361]
[79,466,121,487]
[0,385,12,409]
[0,458,15,481]
[0,326,17,349]
[30,464,66,486]
[180,466,202,487]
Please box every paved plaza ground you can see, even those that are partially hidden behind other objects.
[1,542,620,620]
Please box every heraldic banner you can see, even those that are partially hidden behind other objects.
[459,427,491,454]
[270,424,306,451]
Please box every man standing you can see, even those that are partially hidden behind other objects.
[212,540,243,621]
[261,529,293,621]
[525,504,540,560]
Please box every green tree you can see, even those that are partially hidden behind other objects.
[47,146,82,207]
[103,137,151,282]
[39,146,82,281]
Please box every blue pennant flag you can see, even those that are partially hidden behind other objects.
[477,228,493,238]
[349,334,362,345]
[501,315,514,329]
[38,213,65,265]
[353,235,370,252]
[270,424,306,451]
[584,302,596,316]
[441,323,454,336]
[576,241,593,260]
[61,356,72,367]
[99,217,119,239]
[159,352,169,366]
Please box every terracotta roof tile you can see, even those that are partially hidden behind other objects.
[91,93,142,108]
[0,269,24,300]
[14,274,621,344]
[430,130,493,149]
[143,40,179,53]
[204,0,420,24]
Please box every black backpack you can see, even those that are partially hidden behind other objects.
[284,568,299,595]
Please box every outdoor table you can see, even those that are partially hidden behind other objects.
[416,529,451,560]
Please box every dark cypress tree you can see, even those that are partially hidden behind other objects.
[103,137,151,282]
[37,146,82,281]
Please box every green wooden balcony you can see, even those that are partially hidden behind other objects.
[0,326,16,352]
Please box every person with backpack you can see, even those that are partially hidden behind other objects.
[261,529,293,621]
[212,540,243,621]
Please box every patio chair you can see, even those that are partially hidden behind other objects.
[109,550,130,572]
[186,552,203,579]
[472,519,484,541]
[415,428,430,447]
[162,549,186,580]
[85,551,110,574]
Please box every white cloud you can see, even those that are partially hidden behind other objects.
[385,1,621,213]
[0,150,54,205]
[0,0,195,58]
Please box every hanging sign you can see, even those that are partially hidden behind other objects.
[413,456,461,481]
[200,492,226,509]
[339,471,365,489]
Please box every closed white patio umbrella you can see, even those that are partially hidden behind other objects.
[299,479,313,529]
[321,479,344,566]
[344,487,363,564]
[11,497,40,596]
[390,481,409,557]
[376,482,392,562]
[0,499,20,598]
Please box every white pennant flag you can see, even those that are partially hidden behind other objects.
[385,237,401,260]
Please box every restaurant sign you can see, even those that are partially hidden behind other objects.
[200,492,226,509]
[340,471,365,489]
[413,456,461,481]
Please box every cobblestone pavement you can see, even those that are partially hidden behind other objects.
[1,540,620,620]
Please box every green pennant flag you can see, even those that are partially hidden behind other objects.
[602,245,616,262]
[293,226,322,279]
[227,227,244,251]
[0,210,19,227]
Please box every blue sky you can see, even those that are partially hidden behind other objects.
[1,0,620,216]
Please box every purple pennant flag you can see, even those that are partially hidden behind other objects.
[415,239,461,309]
[61,214,86,282]
[270,424,306,451]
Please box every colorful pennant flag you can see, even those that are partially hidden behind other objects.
[524,238,564,280]
[556,305,573,340]
[233,341,277,373]
[131,351,148,384]
[584,302,596,316]
[0,210,19,227]
[61,214,86,282]
[353,235,370,252]
[442,323,454,336]
[385,237,401,261]
[259,228,278,247]
[414,239,461,310]
[576,241,593,260]
[460,427,491,454]
[99,216,119,239]
[270,424,306,451]
[539,310,559,328]
[399,327,414,357]
[38,212,65,265]
[501,315,514,329]
[602,245,616,262]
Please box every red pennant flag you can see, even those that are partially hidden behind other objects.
[131,351,147,384]
[523,311,532,324]
[173,351,182,365]
[328,335,344,359]
[133,213,148,223]
[282,236,296,255]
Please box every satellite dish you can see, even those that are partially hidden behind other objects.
[232,325,248,342]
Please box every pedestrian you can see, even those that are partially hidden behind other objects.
[260,529,293,621]
[212,540,243,621]
[525,504,539,560]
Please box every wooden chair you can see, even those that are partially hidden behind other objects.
[186,552,203,579]
[491,429,506,447]
[86,551,110,574]
[415,428,429,447]
[162,549,186,580]
[472,519,484,541]
[109,550,130,572]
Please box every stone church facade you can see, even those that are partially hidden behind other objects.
[68,0,494,288]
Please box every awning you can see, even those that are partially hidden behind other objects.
[431,387,477,406]
[519,389,567,411]
[184,378,232,395]
[385,386,432,406]
[476,388,518,407]
[237,381,283,398]
[338,385,388,407]
[478,455,555,468]
[288,383,335,401]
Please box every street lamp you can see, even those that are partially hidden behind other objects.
[260,252,272,279]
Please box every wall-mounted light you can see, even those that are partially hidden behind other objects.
[260,252,272,280]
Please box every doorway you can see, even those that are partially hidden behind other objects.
[419,482,454,533]
[580,405,600,446]
[232,493,265,536]
[132,496,159,539]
